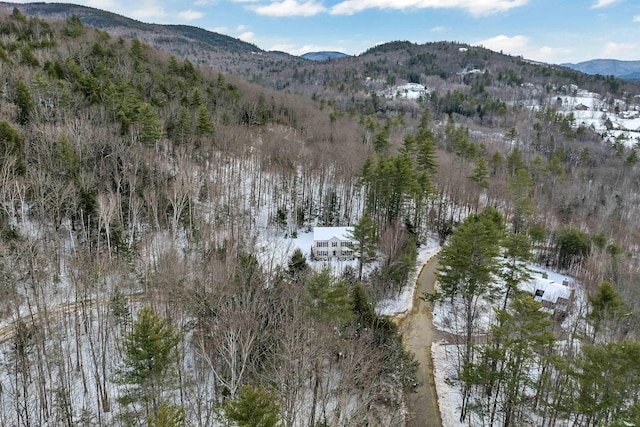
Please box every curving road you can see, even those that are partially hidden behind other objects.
[401,255,442,427]
[0,293,146,344]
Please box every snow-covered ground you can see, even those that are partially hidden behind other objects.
[432,343,465,427]
[432,264,579,336]
[431,264,584,427]
[371,243,585,427]
[381,83,429,100]
[515,86,640,147]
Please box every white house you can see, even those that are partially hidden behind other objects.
[312,227,355,260]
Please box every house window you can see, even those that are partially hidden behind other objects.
[534,289,544,302]
[341,241,349,247]
[317,241,328,247]
[332,241,338,247]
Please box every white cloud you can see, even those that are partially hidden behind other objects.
[86,0,121,9]
[602,41,640,60]
[591,0,621,9]
[330,0,528,17]
[236,24,248,31]
[475,34,529,53]
[178,9,204,20]
[530,46,572,64]
[130,5,168,21]
[474,35,573,63]
[431,26,446,32]
[211,26,228,33]
[633,15,640,22]
[194,0,217,4]
[253,0,326,16]
[238,31,255,41]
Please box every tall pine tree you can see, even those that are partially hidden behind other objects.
[117,307,182,420]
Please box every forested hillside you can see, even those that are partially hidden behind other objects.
[0,9,419,426]
[0,4,640,427]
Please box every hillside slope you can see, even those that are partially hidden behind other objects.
[0,1,304,80]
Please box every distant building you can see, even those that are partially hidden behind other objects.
[575,103,589,111]
[312,227,355,260]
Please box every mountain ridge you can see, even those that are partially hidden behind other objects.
[3,1,638,96]
[561,58,640,80]
[300,51,349,61]
[0,1,264,53]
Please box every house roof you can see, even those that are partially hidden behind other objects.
[313,226,353,241]
[520,276,573,305]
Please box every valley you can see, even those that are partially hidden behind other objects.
[0,3,638,426]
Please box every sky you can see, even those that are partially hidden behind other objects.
[14,0,640,64]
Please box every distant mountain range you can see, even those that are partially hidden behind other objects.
[3,1,639,95]
[562,59,640,80]
[300,51,349,61]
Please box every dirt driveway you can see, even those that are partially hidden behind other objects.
[400,255,443,427]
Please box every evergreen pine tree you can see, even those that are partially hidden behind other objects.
[137,102,164,146]
[469,157,490,189]
[588,280,626,342]
[506,148,524,175]
[196,104,214,135]
[431,207,505,387]
[222,385,281,427]
[0,120,24,172]
[499,231,532,310]
[148,402,186,427]
[287,248,309,284]
[415,110,438,175]
[489,151,504,176]
[373,122,391,155]
[14,78,35,125]
[116,307,182,419]
[307,267,352,324]
[508,168,534,232]
[465,296,555,425]
[349,213,378,281]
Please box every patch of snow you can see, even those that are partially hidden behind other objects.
[432,343,464,427]
[381,83,429,100]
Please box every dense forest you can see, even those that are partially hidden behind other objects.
[0,5,639,427]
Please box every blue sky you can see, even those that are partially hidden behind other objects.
[19,0,640,63]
